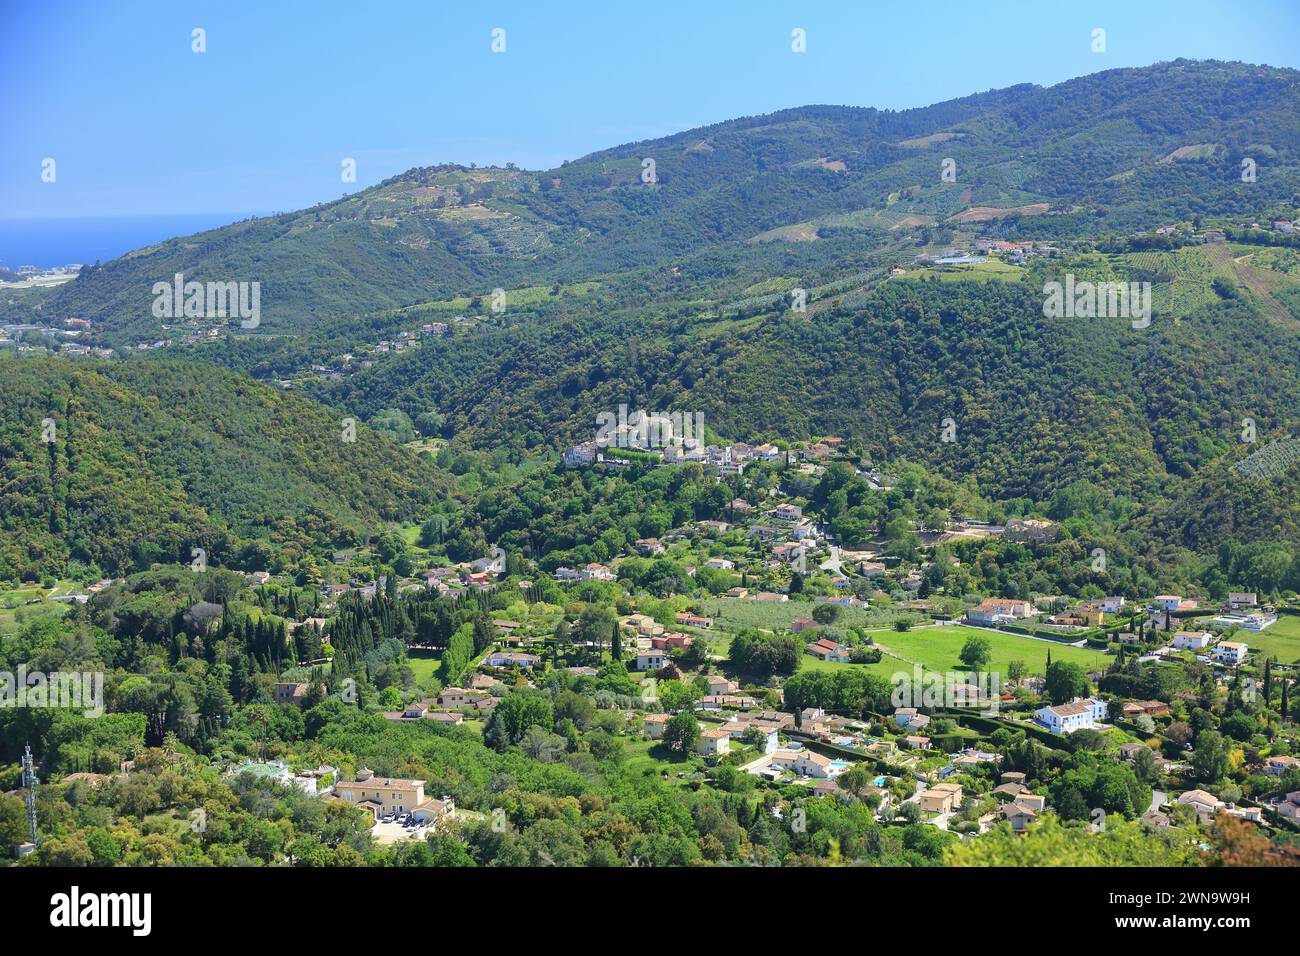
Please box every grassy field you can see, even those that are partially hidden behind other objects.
[0,584,72,636]
[407,649,443,684]
[623,736,702,783]
[929,258,1025,282]
[1231,614,1300,665]
[798,624,1110,680]
[701,597,921,632]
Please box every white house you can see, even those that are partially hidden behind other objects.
[772,503,803,523]
[1101,596,1126,613]
[966,598,1035,626]
[1178,789,1225,823]
[769,749,841,779]
[481,651,540,669]
[1265,755,1300,777]
[893,707,918,727]
[1211,612,1277,632]
[804,638,850,663]
[1035,697,1107,734]
[469,552,506,575]
[636,649,668,672]
[563,442,599,467]
[1172,631,1212,651]
[704,675,737,695]
[749,726,781,754]
[580,563,616,582]
[696,728,731,756]
[1214,641,1248,665]
[1152,595,1183,612]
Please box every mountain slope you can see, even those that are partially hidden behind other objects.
[323,266,1300,501]
[0,358,447,579]
[14,59,1300,346]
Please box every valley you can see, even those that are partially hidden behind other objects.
[3,56,1300,875]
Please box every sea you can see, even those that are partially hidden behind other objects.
[0,213,264,270]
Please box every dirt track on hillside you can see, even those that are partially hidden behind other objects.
[1204,242,1294,323]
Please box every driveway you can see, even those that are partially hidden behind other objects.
[370,821,430,844]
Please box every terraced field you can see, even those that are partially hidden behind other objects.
[1122,246,1222,317]
[1204,241,1297,323]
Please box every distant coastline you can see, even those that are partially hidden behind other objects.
[0,213,265,270]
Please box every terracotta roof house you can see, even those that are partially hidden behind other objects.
[804,638,850,662]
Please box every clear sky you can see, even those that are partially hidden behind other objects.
[3,0,1298,219]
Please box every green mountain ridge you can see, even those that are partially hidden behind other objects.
[14,59,1300,347]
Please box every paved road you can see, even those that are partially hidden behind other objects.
[1148,788,1166,815]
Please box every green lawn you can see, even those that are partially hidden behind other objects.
[624,737,701,782]
[0,585,70,636]
[0,583,55,608]
[1232,614,1300,665]
[800,624,1110,680]
[407,649,443,684]
[701,597,918,632]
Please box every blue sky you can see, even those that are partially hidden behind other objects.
[3,0,1298,219]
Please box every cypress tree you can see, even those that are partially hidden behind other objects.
[472,615,494,654]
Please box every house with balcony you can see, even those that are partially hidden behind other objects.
[1035,697,1107,734]
[1214,641,1248,665]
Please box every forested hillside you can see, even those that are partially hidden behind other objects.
[0,358,450,580]
[326,269,1300,502]
[11,60,1299,345]
[3,59,1299,580]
